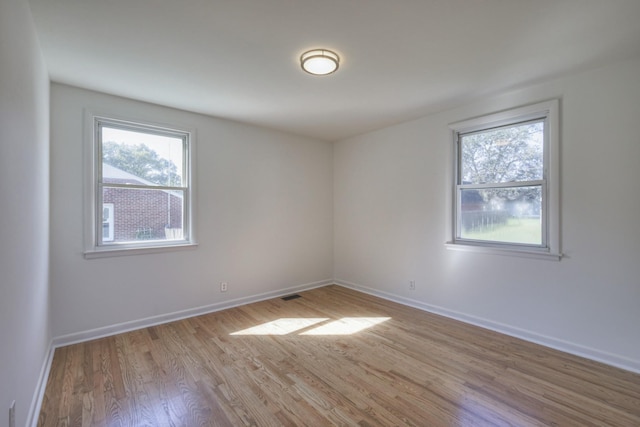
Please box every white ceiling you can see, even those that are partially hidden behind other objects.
[28,0,640,141]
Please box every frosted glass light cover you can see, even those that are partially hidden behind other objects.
[301,49,339,75]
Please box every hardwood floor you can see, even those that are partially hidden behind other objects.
[38,285,640,426]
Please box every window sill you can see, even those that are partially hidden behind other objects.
[445,241,562,261]
[84,242,198,259]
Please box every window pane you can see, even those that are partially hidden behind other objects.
[460,186,542,245]
[460,121,543,184]
[101,126,184,187]
[102,187,184,244]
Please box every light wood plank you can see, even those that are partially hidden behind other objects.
[38,285,640,426]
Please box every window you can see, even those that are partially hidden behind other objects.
[85,115,195,257]
[448,100,560,259]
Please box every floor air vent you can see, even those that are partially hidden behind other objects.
[281,294,301,301]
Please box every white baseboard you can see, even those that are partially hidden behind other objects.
[334,279,640,375]
[52,278,333,348]
[27,342,56,427]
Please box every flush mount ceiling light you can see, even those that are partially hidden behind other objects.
[300,49,340,75]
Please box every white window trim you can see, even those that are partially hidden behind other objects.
[83,110,197,258]
[446,99,561,260]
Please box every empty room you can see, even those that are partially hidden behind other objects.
[2,0,640,426]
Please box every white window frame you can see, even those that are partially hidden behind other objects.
[84,112,197,258]
[446,100,561,260]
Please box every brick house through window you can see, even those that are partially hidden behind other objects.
[102,163,183,242]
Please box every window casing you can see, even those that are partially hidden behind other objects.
[448,100,561,259]
[85,115,196,257]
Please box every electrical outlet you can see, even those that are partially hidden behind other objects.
[409,280,416,290]
[9,400,15,427]
[220,282,228,292]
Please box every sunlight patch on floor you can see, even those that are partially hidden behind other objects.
[231,317,391,336]
[230,318,328,335]
[300,317,391,335]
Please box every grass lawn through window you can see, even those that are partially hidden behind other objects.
[463,218,541,245]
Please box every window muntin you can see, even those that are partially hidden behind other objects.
[449,100,560,257]
[92,118,192,251]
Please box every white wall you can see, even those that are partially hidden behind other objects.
[0,0,51,425]
[334,58,640,372]
[50,84,334,338]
